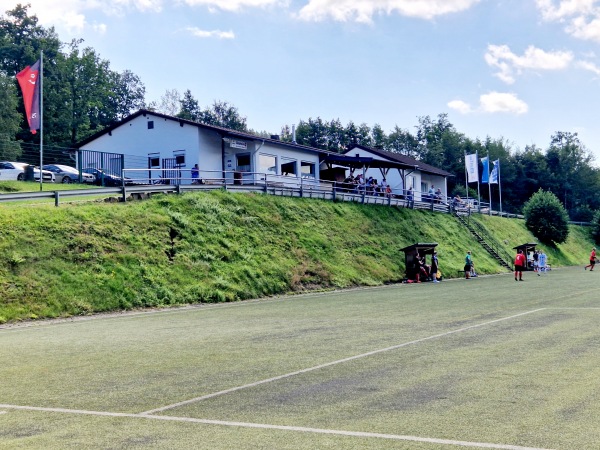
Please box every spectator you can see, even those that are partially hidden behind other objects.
[428,185,435,203]
[464,251,473,279]
[191,164,203,184]
[431,251,440,283]
[452,194,462,209]
[406,187,414,208]
[435,188,442,203]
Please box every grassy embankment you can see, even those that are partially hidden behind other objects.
[0,184,594,323]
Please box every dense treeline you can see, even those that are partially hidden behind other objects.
[1,4,600,219]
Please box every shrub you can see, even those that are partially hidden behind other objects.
[523,189,569,245]
[591,210,600,245]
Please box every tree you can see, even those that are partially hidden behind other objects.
[0,71,21,159]
[523,189,569,245]
[177,89,200,121]
[545,131,595,215]
[371,123,386,149]
[198,100,247,131]
[386,125,418,156]
[151,88,181,116]
[105,69,146,121]
[591,210,600,245]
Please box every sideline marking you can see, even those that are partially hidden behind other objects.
[141,308,546,415]
[0,403,552,450]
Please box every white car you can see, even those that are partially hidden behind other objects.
[42,164,95,184]
[0,161,55,182]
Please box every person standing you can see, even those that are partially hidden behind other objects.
[514,249,526,281]
[464,251,473,279]
[538,249,547,276]
[584,247,596,271]
[431,251,440,283]
[191,164,201,184]
[406,187,414,208]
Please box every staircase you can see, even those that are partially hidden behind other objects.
[453,211,513,271]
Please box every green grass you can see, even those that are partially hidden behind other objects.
[0,189,595,322]
[1,267,599,449]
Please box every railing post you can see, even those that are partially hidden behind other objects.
[54,191,59,207]
[333,182,336,201]
[264,174,268,193]
[300,176,303,198]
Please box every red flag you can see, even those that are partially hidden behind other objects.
[16,60,41,134]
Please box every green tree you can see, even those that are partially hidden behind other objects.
[523,189,569,245]
[545,132,595,215]
[591,210,600,245]
[176,89,200,121]
[198,100,247,131]
[0,71,22,159]
[371,123,386,149]
[386,125,418,156]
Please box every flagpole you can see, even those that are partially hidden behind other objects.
[476,151,481,213]
[487,151,492,215]
[39,50,43,192]
[464,152,469,205]
[498,160,503,215]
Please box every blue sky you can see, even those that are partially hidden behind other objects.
[4,0,600,161]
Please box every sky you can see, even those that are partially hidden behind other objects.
[3,0,600,161]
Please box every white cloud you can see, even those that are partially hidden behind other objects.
[535,0,596,21]
[297,0,481,23]
[485,44,573,84]
[449,92,528,115]
[0,0,163,33]
[185,26,235,38]
[480,92,528,115]
[577,59,600,74]
[535,0,600,42]
[180,0,287,12]
[447,100,473,114]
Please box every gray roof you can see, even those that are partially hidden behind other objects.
[345,144,454,177]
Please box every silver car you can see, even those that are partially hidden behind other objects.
[42,164,95,184]
[0,161,55,182]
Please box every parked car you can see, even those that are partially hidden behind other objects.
[0,161,55,182]
[42,164,95,184]
[82,168,133,187]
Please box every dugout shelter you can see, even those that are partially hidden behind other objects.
[400,242,438,281]
[513,243,538,270]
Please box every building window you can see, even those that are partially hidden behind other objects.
[236,153,251,172]
[301,161,315,178]
[281,158,297,177]
[148,121,154,129]
[258,154,277,175]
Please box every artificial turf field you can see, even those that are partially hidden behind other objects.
[1,266,600,450]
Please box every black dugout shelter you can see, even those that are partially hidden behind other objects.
[400,242,438,281]
[513,243,537,270]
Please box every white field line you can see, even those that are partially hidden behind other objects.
[140,308,546,415]
[0,403,553,450]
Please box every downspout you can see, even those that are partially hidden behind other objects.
[221,133,226,182]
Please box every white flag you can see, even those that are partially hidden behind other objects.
[490,159,499,184]
[465,153,479,183]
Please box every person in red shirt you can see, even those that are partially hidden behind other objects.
[514,249,526,281]
[585,247,597,271]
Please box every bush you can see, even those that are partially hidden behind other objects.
[591,210,600,245]
[523,189,569,245]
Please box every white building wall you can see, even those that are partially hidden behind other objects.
[81,112,322,185]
